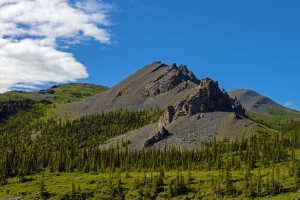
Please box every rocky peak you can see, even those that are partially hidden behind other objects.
[143,64,199,98]
[177,64,200,84]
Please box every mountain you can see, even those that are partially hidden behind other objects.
[228,89,289,115]
[70,62,261,150]
[228,89,300,129]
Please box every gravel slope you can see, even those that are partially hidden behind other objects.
[99,112,257,150]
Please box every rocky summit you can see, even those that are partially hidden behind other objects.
[143,63,199,98]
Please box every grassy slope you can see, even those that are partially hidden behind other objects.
[0,83,109,121]
[0,83,109,104]
[246,106,300,130]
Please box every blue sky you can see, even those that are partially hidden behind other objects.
[0,0,299,110]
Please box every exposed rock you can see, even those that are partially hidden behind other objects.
[143,126,168,148]
[178,64,199,84]
[143,77,246,148]
[116,87,131,97]
[151,63,166,72]
[173,78,245,117]
[143,77,245,148]
[176,81,189,93]
[161,105,175,126]
[143,64,200,98]
[143,106,175,148]
[196,113,204,120]
[76,61,273,151]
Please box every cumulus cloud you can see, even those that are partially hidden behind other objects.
[0,0,114,93]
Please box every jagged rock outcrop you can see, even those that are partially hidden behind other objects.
[143,77,245,148]
[143,64,199,98]
[160,105,176,126]
[143,106,175,148]
[177,64,199,84]
[144,74,245,147]
[172,78,245,117]
[144,126,168,148]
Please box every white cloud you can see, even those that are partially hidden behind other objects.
[0,38,88,92]
[284,101,293,107]
[0,0,114,93]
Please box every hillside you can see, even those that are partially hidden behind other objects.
[0,83,109,126]
[0,83,108,104]
[229,89,300,129]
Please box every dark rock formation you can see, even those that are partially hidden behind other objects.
[161,105,176,126]
[144,126,168,148]
[143,106,176,148]
[143,64,199,98]
[116,87,131,97]
[178,64,199,84]
[172,78,245,117]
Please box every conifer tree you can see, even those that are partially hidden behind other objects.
[39,170,47,197]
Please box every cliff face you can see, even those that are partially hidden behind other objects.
[155,77,245,125]
[176,78,244,116]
